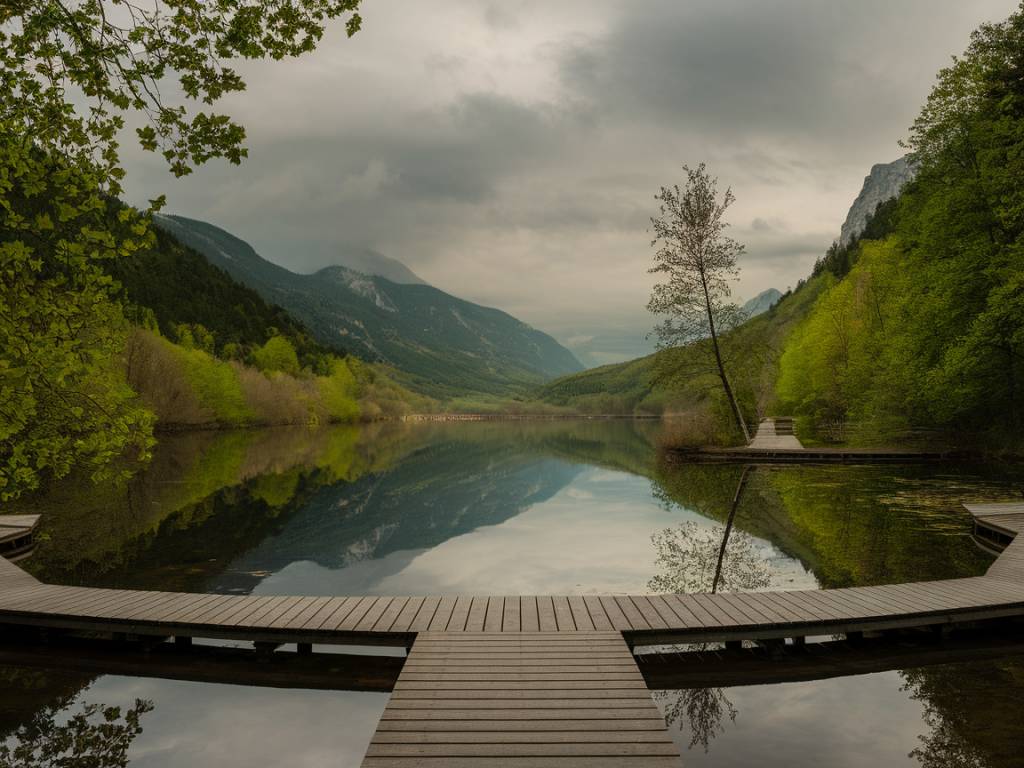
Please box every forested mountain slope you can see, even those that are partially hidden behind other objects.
[540,9,1024,452]
[110,225,330,368]
[154,215,583,399]
[777,10,1024,447]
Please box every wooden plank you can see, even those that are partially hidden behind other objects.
[357,597,396,632]
[645,595,686,628]
[687,593,737,626]
[661,595,706,627]
[336,596,379,631]
[269,596,323,629]
[226,595,295,628]
[567,597,595,632]
[391,597,427,633]
[362,757,682,767]
[371,730,674,742]
[582,596,613,631]
[612,596,648,630]
[465,597,487,632]
[503,596,521,632]
[427,597,457,632]
[552,596,575,631]
[483,597,504,633]
[393,681,650,691]
[520,596,540,632]
[365,743,681,757]
[373,597,410,632]
[391,688,654,698]
[537,597,558,632]
[379,707,666,720]
[364,631,679,766]
[409,597,442,632]
[409,653,632,663]
[311,596,362,631]
[373,720,669,732]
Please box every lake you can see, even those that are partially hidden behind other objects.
[4,419,1024,767]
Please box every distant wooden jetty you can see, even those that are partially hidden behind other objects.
[0,515,40,562]
[1,503,1022,766]
[670,417,953,464]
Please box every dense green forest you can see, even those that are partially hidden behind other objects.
[110,225,332,369]
[777,10,1024,448]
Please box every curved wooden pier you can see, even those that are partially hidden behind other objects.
[1,503,1022,766]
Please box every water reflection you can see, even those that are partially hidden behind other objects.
[649,465,768,751]
[3,421,1024,766]
[0,691,152,768]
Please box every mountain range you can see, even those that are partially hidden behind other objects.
[153,215,583,399]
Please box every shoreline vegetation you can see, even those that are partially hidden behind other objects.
[4,3,1024,502]
[124,329,433,431]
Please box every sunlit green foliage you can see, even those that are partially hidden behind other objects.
[318,358,361,423]
[110,225,332,365]
[126,329,425,428]
[251,335,301,376]
[0,1,363,499]
[0,130,154,500]
[778,6,1024,445]
[538,277,825,434]
[167,339,255,425]
[1,1,362,191]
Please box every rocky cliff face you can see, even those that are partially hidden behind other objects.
[839,156,916,245]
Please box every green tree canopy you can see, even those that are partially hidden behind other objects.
[0,1,363,499]
[251,334,300,375]
[778,3,1024,443]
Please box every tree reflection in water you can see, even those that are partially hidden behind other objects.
[0,697,153,768]
[649,465,769,751]
[902,667,988,768]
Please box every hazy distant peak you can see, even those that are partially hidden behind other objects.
[326,247,427,286]
[155,213,426,286]
[742,288,782,318]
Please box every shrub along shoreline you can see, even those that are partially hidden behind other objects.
[125,329,433,431]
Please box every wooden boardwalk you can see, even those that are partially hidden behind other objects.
[1,503,1023,766]
[0,514,40,562]
[747,418,803,450]
[365,632,680,767]
[671,417,952,463]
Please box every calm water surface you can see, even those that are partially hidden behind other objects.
[3,420,1024,766]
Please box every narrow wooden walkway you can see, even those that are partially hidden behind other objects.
[0,514,40,562]
[365,632,680,767]
[0,503,1022,766]
[671,417,951,463]
[747,417,803,450]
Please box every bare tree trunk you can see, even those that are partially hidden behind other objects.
[701,272,750,443]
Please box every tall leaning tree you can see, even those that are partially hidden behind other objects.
[0,1,362,500]
[647,164,751,442]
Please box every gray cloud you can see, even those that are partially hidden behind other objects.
[123,0,1019,364]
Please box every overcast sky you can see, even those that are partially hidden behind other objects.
[123,0,1018,366]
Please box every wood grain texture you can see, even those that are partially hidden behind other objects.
[364,632,681,767]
